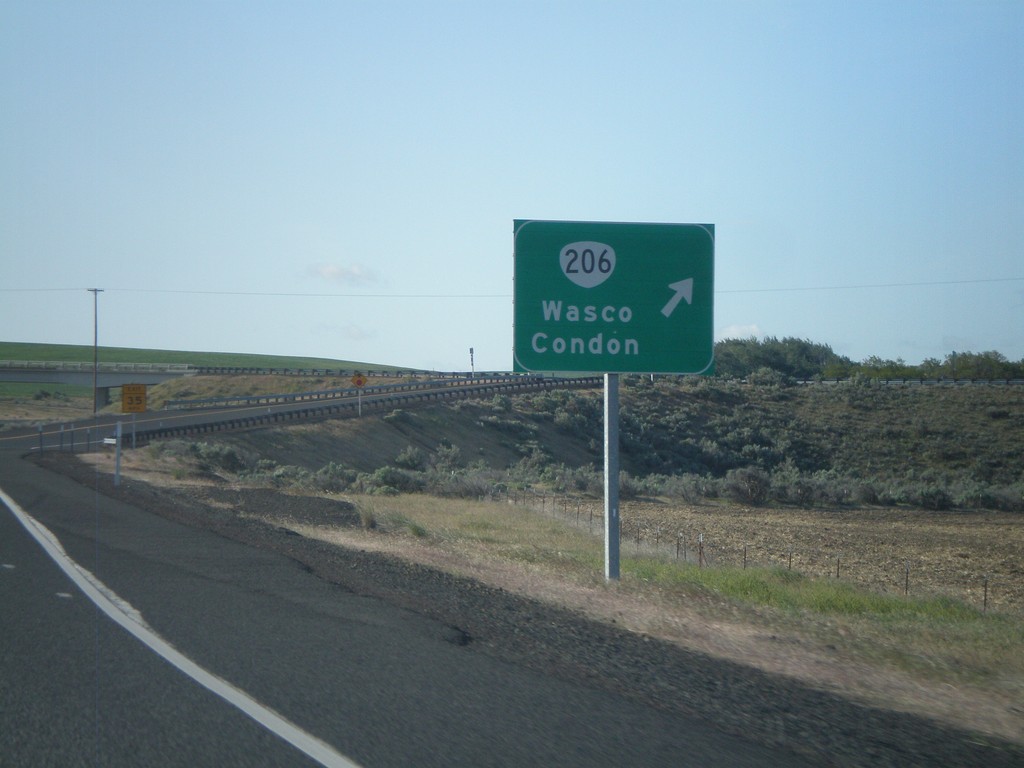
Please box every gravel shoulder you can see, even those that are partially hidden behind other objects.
[31,451,1024,768]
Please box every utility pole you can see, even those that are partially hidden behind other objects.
[88,288,103,416]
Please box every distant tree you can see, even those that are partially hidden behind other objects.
[919,358,943,378]
[714,337,850,379]
[715,338,1021,381]
[943,350,1017,379]
[856,356,918,379]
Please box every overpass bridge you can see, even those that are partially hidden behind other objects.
[0,360,197,410]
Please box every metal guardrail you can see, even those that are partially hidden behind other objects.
[193,366,450,377]
[795,377,1024,386]
[164,374,550,410]
[0,360,196,373]
[132,375,600,445]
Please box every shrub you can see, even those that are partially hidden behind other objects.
[433,441,462,472]
[270,465,312,488]
[369,466,426,494]
[545,464,600,495]
[811,470,853,505]
[618,471,643,500]
[914,484,953,511]
[513,443,553,475]
[853,481,880,505]
[394,445,428,471]
[779,476,817,506]
[889,481,953,511]
[746,367,795,387]
[478,415,537,439]
[951,481,1024,512]
[655,473,711,503]
[191,442,253,473]
[724,467,771,505]
[427,471,497,499]
[313,462,357,492]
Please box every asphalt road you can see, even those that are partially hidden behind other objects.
[0,452,815,767]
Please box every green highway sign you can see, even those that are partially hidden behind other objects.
[513,220,715,374]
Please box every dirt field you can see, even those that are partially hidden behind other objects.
[526,496,1024,615]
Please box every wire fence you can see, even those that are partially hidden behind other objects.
[503,489,1015,615]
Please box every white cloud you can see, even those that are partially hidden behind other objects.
[716,324,762,341]
[308,263,380,286]
[310,322,377,343]
[341,325,376,341]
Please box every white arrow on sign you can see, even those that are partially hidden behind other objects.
[661,278,694,317]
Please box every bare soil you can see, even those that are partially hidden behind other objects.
[32,448,1024,768]
[566,497,1024,614]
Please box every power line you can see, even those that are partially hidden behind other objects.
[115,289,512,298]
[718,277,1024,294]
[0,288,508,298]
[2,276,1022,298]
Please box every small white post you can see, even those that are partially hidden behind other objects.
[114,421,122,487]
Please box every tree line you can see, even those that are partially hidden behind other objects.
[713,337,1024,381]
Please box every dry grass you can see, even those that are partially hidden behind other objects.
[202,487,1023,746]
[0,393,94,428]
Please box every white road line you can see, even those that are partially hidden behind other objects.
[0,486,362,768]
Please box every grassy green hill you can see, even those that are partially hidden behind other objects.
[0,342,411,400]
[0,341,404,371]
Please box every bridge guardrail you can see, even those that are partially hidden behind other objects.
[0,360,196,373]
[163,374,549,410]
[794,377,1024,386]
[131,375,600,445]
[192,366,470,378]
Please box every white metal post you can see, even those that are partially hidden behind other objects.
[114,421,122,487]
[604,373,620,581]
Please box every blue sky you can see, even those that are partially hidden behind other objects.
[2,1,1021,372]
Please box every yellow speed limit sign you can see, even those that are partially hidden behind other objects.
[122,383,147,413]
[351,374,367,388]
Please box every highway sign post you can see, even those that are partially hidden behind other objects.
[122,385,146,450]
[121,383,147,413]
[351,374,367,416]
[513,220,715,580]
